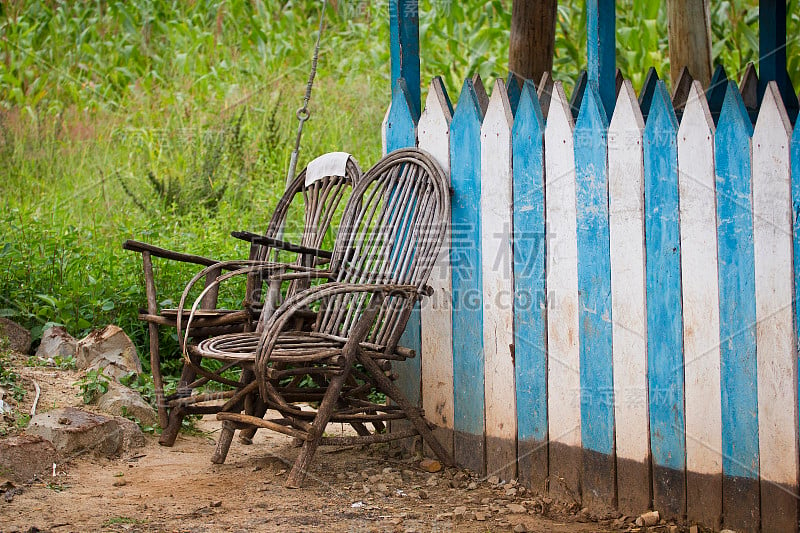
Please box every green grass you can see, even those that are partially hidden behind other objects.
[1,0,796,379]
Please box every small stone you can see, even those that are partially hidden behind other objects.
[435,513,453,521]
[487,475,500,485]
[382,467,394,474]
[426,475,438,487]
[635,510,660,527]
[467,481,478,490]
[376,483,388,493]
[507,503,527,514]
[453,506,467,517]
[417,489,429,500]
[210,500,222,508]
[253,466,263,472]
[76,325,142,380]
[513,525,528,533]
[112,479,127,487]
[475,512,487,521]
[276,469,287,476]
[362,484,371,494]
[0,318,31,354]
[419,458,442,473]
[505,488,518,497]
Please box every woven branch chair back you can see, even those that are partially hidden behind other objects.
[303,149,448,352]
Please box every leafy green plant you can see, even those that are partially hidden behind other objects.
[0,350,26,402]
[74,368,111,404]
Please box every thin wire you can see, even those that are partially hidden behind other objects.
[286,0,328,185]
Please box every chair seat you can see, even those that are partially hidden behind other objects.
[192,331,411,363]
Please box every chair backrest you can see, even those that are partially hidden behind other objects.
[245,153,361,307]
[314,148,449,351]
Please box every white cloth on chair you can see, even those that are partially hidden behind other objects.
[305,152,354,186]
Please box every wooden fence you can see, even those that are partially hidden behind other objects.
[383,67,800,532]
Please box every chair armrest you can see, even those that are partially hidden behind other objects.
[123,240,225,268]
[231,231,333,260]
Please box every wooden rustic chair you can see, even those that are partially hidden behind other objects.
[122,153,361,444]
[181,148,454,487]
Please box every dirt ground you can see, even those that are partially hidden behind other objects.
[0,355,626,533]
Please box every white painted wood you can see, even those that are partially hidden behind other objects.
[608,80,648,465]
[381,103,391,156]
[678,80,722,477]
[753,82,798,487]
[544,81,581,449]
[480,78,517,477]
[418,78,455,445]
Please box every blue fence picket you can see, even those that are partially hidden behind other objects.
[450,78,486,475]
[643,81,686,521]
[586,0,615,119]
[511,80,548,493]
[574,81,615,509]
[389,0,420,119]
[385,79,421,415]
[715,81,759,532]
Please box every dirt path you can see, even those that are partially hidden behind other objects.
[1,356,620,532]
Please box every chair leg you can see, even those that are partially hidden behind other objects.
[285,367,351,488]
[159,406,185,446]
[239,398,267,444]
[211,420,237,464]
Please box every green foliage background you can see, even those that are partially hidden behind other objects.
[0,0,797,373]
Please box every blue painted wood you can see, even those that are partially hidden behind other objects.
[511,80,547,488]
[643,81,685,520]
[758,0,799,122]
[574,82,615,508]
[638,67,659,121]
[715,81,759,530]
[706,65,729,124]
[389,0,420,119]
[586,0,615,120]
[450,78,486,474]
[569,71,588,120]
[385,78,421,410]
[506,72,523,115]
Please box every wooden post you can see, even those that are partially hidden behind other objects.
[667,0,713,88]
[508,0,557,82]
[586,0,615,120]
[390,0,420,119]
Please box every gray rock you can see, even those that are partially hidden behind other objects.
[507,503,527,514]
[513,524,528,533]
[76,325,142,380]
[0,434,58,482]
[26,407,123,457]
[113,416,146,451]
[35,326,77,360]
[0,318,31,354]
[96,382,157,427]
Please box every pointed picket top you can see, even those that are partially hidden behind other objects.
[420,77,453,133]
[547,81,576,142]
[570,70,588,120]
[615,68,624,97]
[576,80,610,134]
[672,66,694,114]
[513,79,545,139]
[471,73,490,116]
[506,72,523,115]
[386,77,418,151]
[679,81,715,138]
[754,81,792,144]
[609,78,645,137]
[381,103,391,155]
[638,67,660,120]
[537,71,554,120]
[706,65,729,122]
[453,78,485,128]
[718,81,754,141]
[644,81,679,139]
[419,76,453,169]
[740,62,759,112]
[483,78,514,136]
